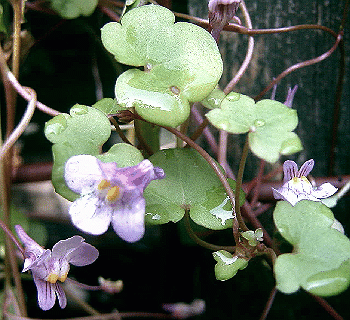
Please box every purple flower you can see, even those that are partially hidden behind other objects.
[64,155,165,242]
[272,159,338,206]
[15,225,99,311]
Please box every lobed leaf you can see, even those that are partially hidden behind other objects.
[101,4,223,127]
[273,200,350,296]
[206,93,302,163]
[143,148,245,229]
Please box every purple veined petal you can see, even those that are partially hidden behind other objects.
[55,283,67,309]
[118,160,165,191]
[272,186,300,206]
[66,243,99,266]
[298,159,314,177]
[111,160,154,189]
[51,236,85,259]
[64,155,104,194]
[25,249,51,274]
[283,160,298,182]
[287,179,313,195]
[312,183,338,199]
[33,275,56,311]
[69,194,113,235]
[111,197,146,243]
[15,225,45,259]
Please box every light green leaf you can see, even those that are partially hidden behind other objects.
[143,148,245,229]
[92,98,126,115]
[51,0,98,19]
[201,87,226,109]
[273,200,350,296]
[213,250,249,281]
[45,105,144,201]
[101,4,223,127]
[206,93,302,163]
[45,105,111,200]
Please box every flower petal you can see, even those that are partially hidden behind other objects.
[297,159,314,177]
[66,243,99,266]
[111,160,165,191]
[55,283,67,309]
[312,183,338,199]
[33,275,56,311]
[111,197,146,243]
[69,195,113,235]
[51,236,85,258]
[64,155,103,194]
[283,160,298,182]
[273,187,299,206]
[15,225,45,264]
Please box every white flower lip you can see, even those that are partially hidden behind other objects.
[272,159,338,206]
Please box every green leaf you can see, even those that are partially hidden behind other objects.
[51,0,98,19]
[273,200,350,296]
[201,87,226,109]
[122,0,148,16]
[101,4,223,127]
[92,98,126,115]
[206,93,302,163]
[45,105,111,200]
[213,250,248,281]
[96,143,144,167]
[143,148,245,229]
[45,105,144,202]
[0,4,7,34]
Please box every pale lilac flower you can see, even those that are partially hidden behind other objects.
[15,225,98,311]
[64,155,165,242]
[272,159,338,206]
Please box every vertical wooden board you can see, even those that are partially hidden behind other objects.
[188,0,349,176]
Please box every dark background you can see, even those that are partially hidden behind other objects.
[2,0,350,319]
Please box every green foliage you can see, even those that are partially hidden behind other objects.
[213,250,249,281]
[101,4,223,127]
[92,98,125,115]
[241,228,263,246]
[0,4,7,34]
[201,87,226,109]
[45,104,143,201]
[273,200,350,296]
[206,93,302,163]
[50,0,98,19]
[143,148,245,229]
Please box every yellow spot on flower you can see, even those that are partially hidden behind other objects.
[106,186,121,202]
[47,273,59,284]
[58,273,68,282]
[98,179,111,190]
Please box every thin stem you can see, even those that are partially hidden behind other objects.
[250,160,265,208]
[223,0,254,93]
[0,88,37,160]
[254,32,343,101]
[160,125,241,238]
[65,278,102,291]
[173,11,338,39]
[259,287,277,320]
[184,210,235,252]
[109,117,133,145]
[0,46,59,117]
[64,283,101,315]
[0,219,24,256]
[310,294,344,320]
[234,135,250,231]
